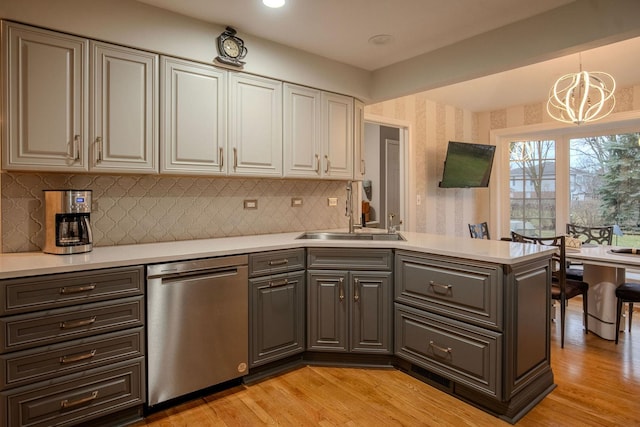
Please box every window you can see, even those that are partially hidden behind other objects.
[509,140,556,237]
[569,133,640,246]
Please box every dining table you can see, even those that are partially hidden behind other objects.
[565,244,640,340]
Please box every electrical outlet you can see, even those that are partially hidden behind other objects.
[243,199,258,209]
[291,197,303,207]
[328,197,338,207]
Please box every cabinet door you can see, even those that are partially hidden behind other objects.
[283,84,321,178]
[228,73,282,176]
[160,57,227,175]
[307,271,348,351]
[250,272,305,367]
[90,41,158,173]
[321,92,353,179]
[354,98,366,178]
[2,22,88,171]
[351,272,392,354]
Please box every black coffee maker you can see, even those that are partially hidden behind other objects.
[43,190,93,254]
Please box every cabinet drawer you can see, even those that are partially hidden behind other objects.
[249,249,305,277]
[307,248,393,271]
[1,328,144,389]
[395,252,502,329]
[1,358,144,427]
[1,266,144,316]
[0,297,143,353]
[395,304,501,398]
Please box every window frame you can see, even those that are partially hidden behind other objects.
[489,111,640,240]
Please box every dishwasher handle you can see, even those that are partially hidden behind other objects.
[157,267,243,284]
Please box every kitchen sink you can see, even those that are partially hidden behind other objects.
[296,231,406,241]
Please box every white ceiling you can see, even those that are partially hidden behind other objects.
[136,0,640,112]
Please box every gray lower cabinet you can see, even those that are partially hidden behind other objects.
[394,250,554,423]
[249,249,306,368]
[0,266,145,427]
[307,248,393,354]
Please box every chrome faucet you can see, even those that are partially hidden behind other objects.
[388,213,402,234]
[345,181,355,233]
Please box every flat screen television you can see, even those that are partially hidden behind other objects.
[439,141,496,188]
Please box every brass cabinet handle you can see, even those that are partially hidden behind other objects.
[60,390,99,409]
[95,136,103,163]
[219,147,224,171]
[268,278,289,288]
[324,155,330,174]
[338,277,344,301]
[315,154,320,173]
[354,278,360,302]
[59,316,97,329]
[59,283,97,294]
[429,280,453,295]
[69,135,81,161]
[361,159,366,175]
[429,340,453,357]
[233,147,238,170]
[59,349,97,364]
[268,259,289,266]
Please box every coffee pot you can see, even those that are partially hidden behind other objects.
[43,190,93,254]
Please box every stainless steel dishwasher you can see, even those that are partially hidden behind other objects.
[146,254,248,406]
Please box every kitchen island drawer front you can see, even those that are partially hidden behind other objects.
[395,252,502,329]
[2,358,144,427]
[395,304,501,398]
[307,248,393,271]
[1,297,143,353]
[2,266,144,316]
[1,328,144,389]
[249,249,305,277]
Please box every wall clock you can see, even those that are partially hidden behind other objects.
[216,26,247,67]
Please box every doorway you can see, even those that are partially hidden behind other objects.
[362,123,405,229]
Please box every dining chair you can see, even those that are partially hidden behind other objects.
[511,232,589,348]
[468,222,490,239]
[615,282,640,344]
[565,224,614,281]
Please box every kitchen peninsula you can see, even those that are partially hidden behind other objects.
[0,231,555,426]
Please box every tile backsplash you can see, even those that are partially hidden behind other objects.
[2,172,348,253]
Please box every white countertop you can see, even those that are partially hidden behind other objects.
[0,230,555,279]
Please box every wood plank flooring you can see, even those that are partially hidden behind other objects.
[132,300,639,426]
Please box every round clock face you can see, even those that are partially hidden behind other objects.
[222,38,241,58]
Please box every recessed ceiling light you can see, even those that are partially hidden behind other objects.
[263,0,285,8]
[368,34,394,46]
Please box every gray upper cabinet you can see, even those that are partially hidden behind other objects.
[160,57,227,175]
[90,41,158,173]
[2,21,89,171]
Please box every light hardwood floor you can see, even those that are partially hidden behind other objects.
[133,300,639,426]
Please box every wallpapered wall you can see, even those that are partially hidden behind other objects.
[365,96,480,236]
[1,173,348,253]
[364,85,640,240]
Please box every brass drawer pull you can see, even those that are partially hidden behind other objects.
[60,316,97,329]
[339,277,345,301]
[429,340,452,357]
[268,259,289,266]
[60,390,99,409]
[59,349,97,364]
[354,278,360,302]
[60,283,97,294]
[429,281,453,294]
[269,279,289,288]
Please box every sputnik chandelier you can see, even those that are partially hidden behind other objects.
[546,55,616,125]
